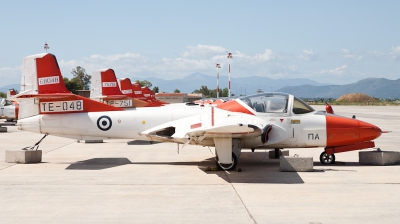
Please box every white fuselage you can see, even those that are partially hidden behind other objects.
[18,104,328,149]
[18,106,211,140]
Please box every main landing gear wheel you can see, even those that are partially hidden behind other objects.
[320,151,335,164]
[215,153,238,171]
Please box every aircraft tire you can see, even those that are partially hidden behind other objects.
[320,152,335,164]
[215,153,238,171]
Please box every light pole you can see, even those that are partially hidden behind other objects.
[227,52,233,97]
[44,42,49,52]
[216,63,221,98]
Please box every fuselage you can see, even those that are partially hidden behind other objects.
[17,93,382,150]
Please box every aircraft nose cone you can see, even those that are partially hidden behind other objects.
[326,115,382,147]
[358,120,382,141]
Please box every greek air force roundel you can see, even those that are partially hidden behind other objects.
[97,115,112,131]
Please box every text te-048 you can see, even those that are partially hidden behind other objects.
[40,100,84,113]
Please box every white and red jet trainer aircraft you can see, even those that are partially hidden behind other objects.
[0,97,18,121]
[0,89,19,121]
[16,53,382,170]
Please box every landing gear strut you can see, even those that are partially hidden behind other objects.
[319,151,335,164]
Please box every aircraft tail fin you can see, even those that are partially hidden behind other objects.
[117,78,136,96]
[91,69,123,99]
[20,53,70,95]
[7,89,17,99]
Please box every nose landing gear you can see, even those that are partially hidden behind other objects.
[320,151,335,164]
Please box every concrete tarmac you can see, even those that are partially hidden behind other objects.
[0,105,399,224]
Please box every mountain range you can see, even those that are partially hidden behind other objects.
[1,73,399,99]
[0,84,20,94]
[130,72,327,95]
[277,77,400,99]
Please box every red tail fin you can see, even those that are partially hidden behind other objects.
[36,54,70,94]
[7,89,17,99]
[100,69,124,95]
[131,82,145,98]
[118,78,136,96]
[91,69,124,98]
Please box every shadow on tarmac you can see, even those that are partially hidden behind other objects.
[0,121,16,126]
[66,158,132,170]
[211,152,305,184]
[65,152,305,184]
[127,140,162,145]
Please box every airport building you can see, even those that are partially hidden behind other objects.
[156,93,202,103]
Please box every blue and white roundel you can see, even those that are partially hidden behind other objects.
[97,115,112,131]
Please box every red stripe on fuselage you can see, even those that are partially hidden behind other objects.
[216,100,254,115]
[191,123,202,129]
[211,107,214,126]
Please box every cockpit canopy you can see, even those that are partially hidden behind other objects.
[0,98,13,106]
[239,93,288,113]
[239,93,315,114]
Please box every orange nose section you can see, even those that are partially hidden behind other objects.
[326,115,381,147]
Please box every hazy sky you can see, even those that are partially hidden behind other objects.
[1,0,399,87]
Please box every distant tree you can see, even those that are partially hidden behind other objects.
[71,66,91,90]
[0,92,6,98]
[152,86,159,93]
[199,85,210,96]
[193,86,233,98]
[221,88,229,97]
[135,80,152,88]
[63,77,81,94]
[208,89,217,98]
[174,89,180,93]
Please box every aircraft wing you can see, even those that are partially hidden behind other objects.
[140,114,264,145]
[141,123,263,145]
[183,124,262,139]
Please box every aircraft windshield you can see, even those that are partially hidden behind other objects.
[239,93,288,113]
[0,98,12,106]
[292,97,315,114]
[5,100,12,106]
